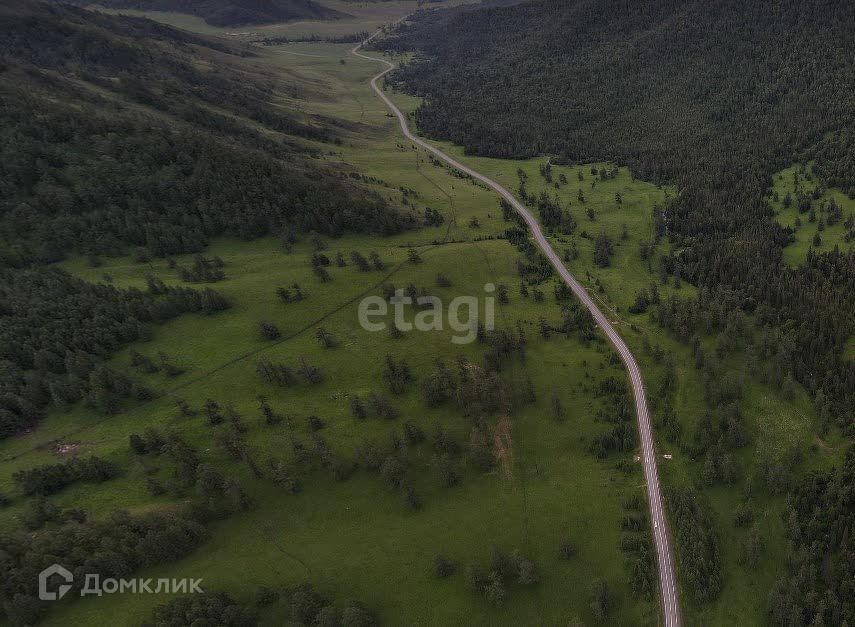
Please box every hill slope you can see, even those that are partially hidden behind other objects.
[0,0,412,268]
[52,0,342,27]
[0,0,413,440]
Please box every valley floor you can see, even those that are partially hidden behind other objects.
[0,7,845,626]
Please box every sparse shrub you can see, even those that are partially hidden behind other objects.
[434,554,456,578]
[255,586,279,607]
[559,537,577,560]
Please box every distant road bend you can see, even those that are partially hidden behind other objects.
[353,27,681,627]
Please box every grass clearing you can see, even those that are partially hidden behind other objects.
[769,163,855,266]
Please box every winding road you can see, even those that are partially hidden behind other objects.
[353,24,681,627]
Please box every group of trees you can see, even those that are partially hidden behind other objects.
[588,377,637,459]
[593,233,614,268]
[504,225,555,286]
[530,189,577,235]
[195,462,254,517]
[249,582,375,626]
[345,357,511,503]
[151,591,256,627]
[462,547,539,606]
[256,356,323,386]
[12,456,118,496]
[129,349,184,377]
[309,249,388,283]
[666,486,722,604]
[543,299,597,344]
[767,447,855,626]
[350,250,386,272]
[177,256,225,284]
[0,509,206,625]
[277,283,305,304]
[128,428,256,516]
[422,355,513,420]
[0,268,226,439]
[19,495,86,531]
[619,494,657,600]
[382,355,414,395]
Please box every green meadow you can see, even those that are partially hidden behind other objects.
[769,163,855,266]
[15,235,656,626]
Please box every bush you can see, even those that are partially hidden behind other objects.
[255,586,279,607]
[13,457,119,496]
[290,584,326,624]
[152,591,256,626]
[559,537,577,560]
[590,578,611,622]
[733,502,754,528]
[434,554,456,578]
[259,321,281,340]
[340,601,376,627]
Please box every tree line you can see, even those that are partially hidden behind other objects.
[0,509,206,625]
[0,268,229,439]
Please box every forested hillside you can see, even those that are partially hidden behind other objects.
[45,0,341,27]
[382,0,855,435]
[0,0,412,439]
[0,1,413,267]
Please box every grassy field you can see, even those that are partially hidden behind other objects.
[769,163,855,266]
[13,236,656,626]
[0,15,843,627]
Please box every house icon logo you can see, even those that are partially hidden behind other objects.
[38,564,73,601]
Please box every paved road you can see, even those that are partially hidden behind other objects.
[353,29,681,627]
